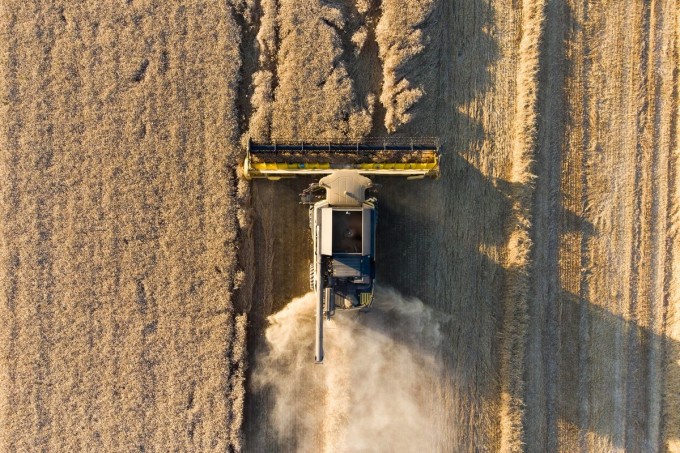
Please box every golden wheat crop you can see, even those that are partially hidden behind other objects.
[1,1,248,451]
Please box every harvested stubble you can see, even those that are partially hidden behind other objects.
[523,1,680,451]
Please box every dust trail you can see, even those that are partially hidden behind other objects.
[252,287,447,452]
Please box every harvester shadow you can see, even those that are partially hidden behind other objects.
[294,281,674,452]
[376,169,675,451]
[518,0,673,448]
[372,157,513,450]
[530,287,677,451]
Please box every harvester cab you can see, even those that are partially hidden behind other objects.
[243,138,440,362]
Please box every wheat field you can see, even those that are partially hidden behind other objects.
[1,2,248,451]
[1,0,678,452]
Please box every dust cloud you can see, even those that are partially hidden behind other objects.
[252,287,448,452]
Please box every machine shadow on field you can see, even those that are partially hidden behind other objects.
[523,0,674,448]
[554,288,677,450]
[363,2,509,445]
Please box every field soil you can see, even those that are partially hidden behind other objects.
[1,0,678,452]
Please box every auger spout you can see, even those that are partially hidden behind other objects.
[314,256,324,363]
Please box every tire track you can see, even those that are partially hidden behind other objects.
[611,4,636,446]
[576,2,593,448]
[587,3,636,447]
[555,1,594,450]
[644,0,666,445]
[499,0,544,450]
[661,1,680,449]
[632,0,671,449]
[576,5,620,449]
[645,2,676,450]
[624,1,652,449]
[563,4,598,449]
[525,0,566,449]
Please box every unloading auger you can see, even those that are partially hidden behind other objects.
[244,138,440,362]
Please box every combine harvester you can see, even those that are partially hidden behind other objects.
[244,138,440,362]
